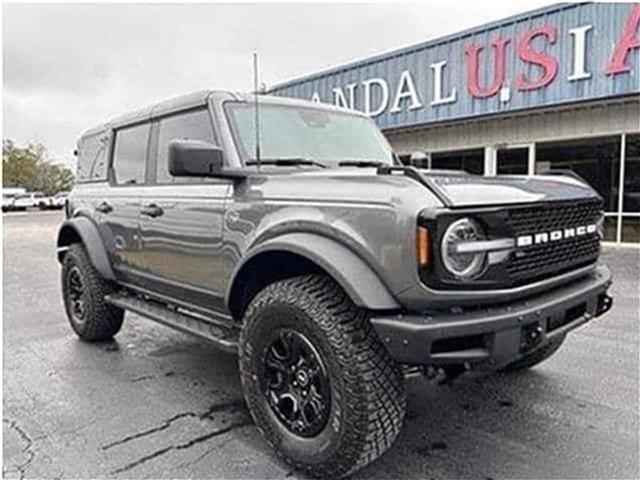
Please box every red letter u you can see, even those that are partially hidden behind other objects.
[466,37,510,98]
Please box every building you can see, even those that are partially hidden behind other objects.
[270,3,640,243]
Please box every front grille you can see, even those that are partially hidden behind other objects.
[505,199,601,284]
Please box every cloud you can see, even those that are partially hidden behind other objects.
[2,1,553,167]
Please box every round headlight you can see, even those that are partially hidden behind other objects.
[441,218,486,279]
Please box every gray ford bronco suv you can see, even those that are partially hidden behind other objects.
[57,90,613,478]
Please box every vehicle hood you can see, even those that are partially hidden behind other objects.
[419,171,600,207]
[269,168,600,208]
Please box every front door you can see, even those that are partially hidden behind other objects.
[137,183,231,312]
[137,107,232,313]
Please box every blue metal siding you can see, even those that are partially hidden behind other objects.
[270,3,640,130]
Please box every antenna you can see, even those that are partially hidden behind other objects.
[253,52,261,169]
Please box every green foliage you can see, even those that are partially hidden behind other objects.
[2,139,75,195]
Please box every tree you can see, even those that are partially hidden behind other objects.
[2,139,75,195]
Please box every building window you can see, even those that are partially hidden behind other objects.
[431,148,484,174]
[621,217,639,243]
[603,216,619,243]
[623,134,639,213]
[535,136,621,213]
[622,134,640,243]
[398,154,411,165]
[496,147,529,175]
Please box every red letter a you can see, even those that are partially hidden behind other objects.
[605,4,640,75]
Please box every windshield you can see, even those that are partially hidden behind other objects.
[225,102,394,167]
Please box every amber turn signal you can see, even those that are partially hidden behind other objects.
[416,226,431,267]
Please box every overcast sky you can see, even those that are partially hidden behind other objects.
[3,1,553,167]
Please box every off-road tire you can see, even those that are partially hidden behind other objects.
[502,335,566,372]
[61,243,124,341]
[239,274,406,478]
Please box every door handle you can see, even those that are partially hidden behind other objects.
[140,203,164,218]
[95,201,113,214]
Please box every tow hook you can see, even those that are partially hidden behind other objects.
[596,293,613,317]
[520,322,543,352]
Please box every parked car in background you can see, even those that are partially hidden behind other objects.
[49,191,70,209]
[2,188,26,212]
[2,194,16,212]
[12,192,48,210]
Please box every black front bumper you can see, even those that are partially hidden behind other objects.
[371,264,613,368]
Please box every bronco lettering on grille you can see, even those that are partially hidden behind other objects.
[516,224,597,247]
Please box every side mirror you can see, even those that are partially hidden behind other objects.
[410,150,431,169]
[168,140,224,177]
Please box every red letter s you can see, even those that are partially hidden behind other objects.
[515,25,558,91]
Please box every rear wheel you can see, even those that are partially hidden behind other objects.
[239,274,406,478]
[501,336,566,372]
[61,243,124,341]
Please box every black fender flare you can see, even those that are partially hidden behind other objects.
[226,232,400,311]
[56,217,116,281]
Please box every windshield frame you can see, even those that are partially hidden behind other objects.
[223,100,396,168]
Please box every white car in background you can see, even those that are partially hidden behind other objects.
[2,188,26,212]
[12,192,48,210]
[2,194,16,212]
[50,191,70,209]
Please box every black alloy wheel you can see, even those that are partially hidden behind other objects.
[239,274,406,478]
[66,265,86,323]
[261,328,331,438]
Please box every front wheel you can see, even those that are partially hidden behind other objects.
[239,274,406,478]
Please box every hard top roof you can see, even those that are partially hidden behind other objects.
[80,89,364,138]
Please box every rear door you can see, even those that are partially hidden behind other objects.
[99,121,151,283]
[138,107,231,313]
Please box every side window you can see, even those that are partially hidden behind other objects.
[76,131,108,182]
[156,109,215,184]
[91,134,109,180]
[112,123,150,185]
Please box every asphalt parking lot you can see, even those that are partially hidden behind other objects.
[3,210,639,479]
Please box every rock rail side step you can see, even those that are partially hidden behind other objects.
[104,293,239,353]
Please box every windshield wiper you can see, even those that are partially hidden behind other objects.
[338,160,385,167]
[245,157,327,168]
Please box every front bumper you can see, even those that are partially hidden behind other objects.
[371,263,613,368]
